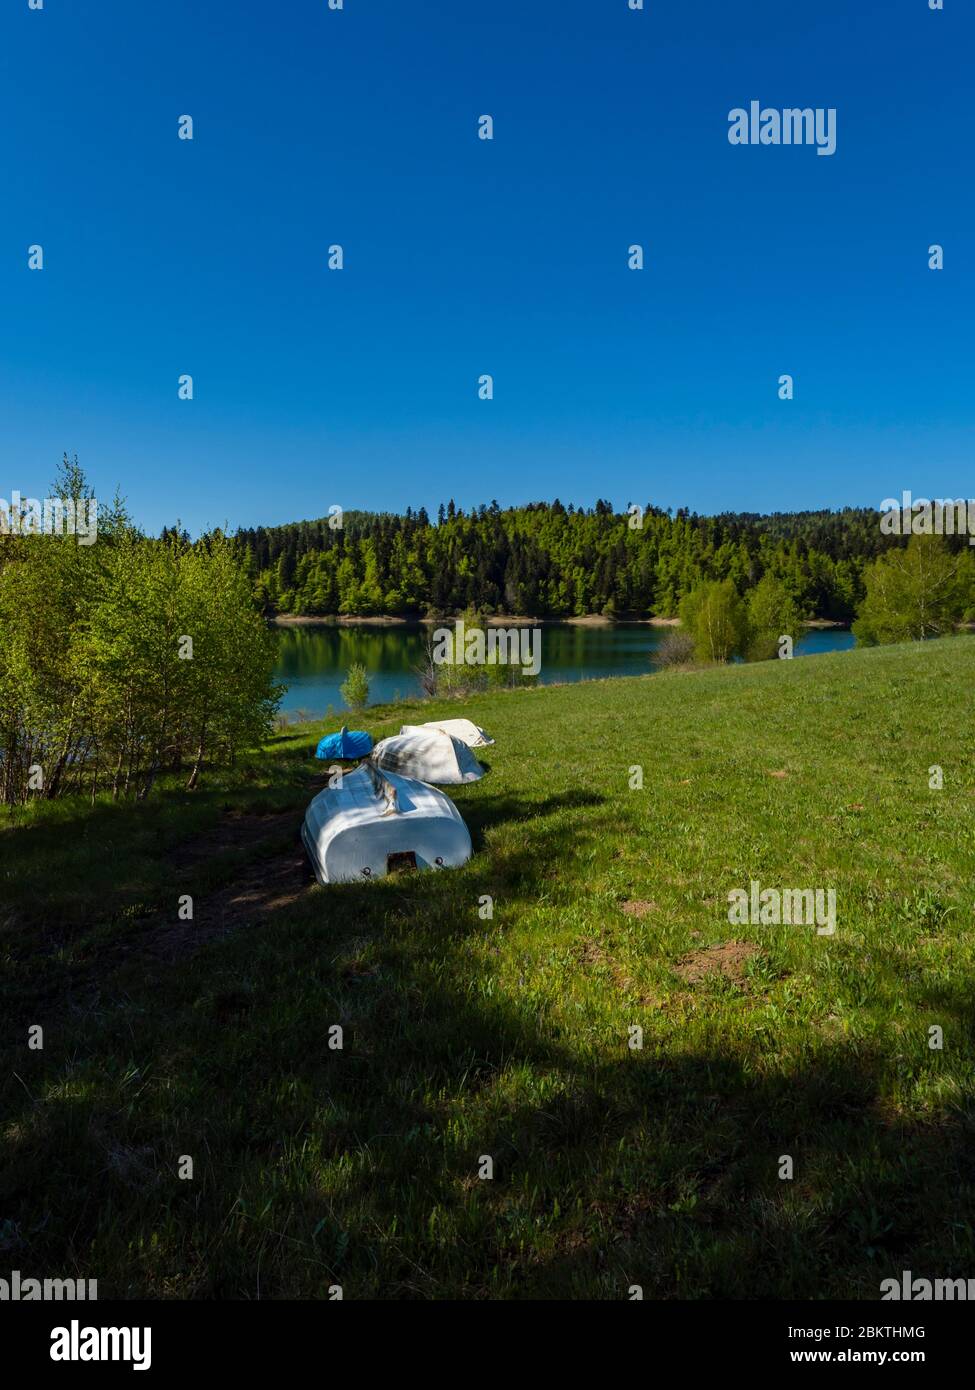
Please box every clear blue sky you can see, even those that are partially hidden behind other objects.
[0,0,970,534]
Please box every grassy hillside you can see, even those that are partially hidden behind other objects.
[3,638,975,1299]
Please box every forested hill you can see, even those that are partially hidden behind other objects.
[229,500,917,621]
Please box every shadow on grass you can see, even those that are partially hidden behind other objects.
[0,738,320,924]
[459,787,605,851]
[2,773,974,1299]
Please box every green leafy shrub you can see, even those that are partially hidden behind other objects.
[678,580,748,663]
[852,537,970,645]
[746,574,803,661]
[339,662,370,711]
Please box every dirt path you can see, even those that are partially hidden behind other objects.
[150,808,314,961]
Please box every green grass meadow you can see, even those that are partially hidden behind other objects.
[2,638,975,1298]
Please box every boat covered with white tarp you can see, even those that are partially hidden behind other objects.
[399,718,495,748]
[370,729,486,784]
[302,761,471,884]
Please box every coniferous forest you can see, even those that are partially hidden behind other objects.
[229,500,970,621]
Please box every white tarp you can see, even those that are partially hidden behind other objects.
[302,762,472,884]
[371,729,485,784]
[400,718,495,748]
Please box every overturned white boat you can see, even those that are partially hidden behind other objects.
[371,729,486,784]
[302,761,471,884]
[399,718,495,748]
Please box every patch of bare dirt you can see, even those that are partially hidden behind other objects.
[588,1193,656,1241]
[575,939,608,966]
[674,940,759,985]
[337,956,380,981]
[620,899,658,918]
[572,937,637,993]
[169,808,298,870]
[123,802,319,961]
[20,806,319,1021]
[151,826,311,961]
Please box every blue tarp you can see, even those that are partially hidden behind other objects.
[315,726,373,761]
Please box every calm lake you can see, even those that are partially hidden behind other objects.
[273,622,856,717]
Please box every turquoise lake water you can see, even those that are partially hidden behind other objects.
[273,622,857,717]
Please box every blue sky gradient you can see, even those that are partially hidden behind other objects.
[0,0,970,533]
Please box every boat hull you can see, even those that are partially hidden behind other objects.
[303,764,472,885]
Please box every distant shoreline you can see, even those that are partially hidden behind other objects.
[271,613,848,629]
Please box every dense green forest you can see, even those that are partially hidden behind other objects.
[230,500,953,621]
[3,463,971,808]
